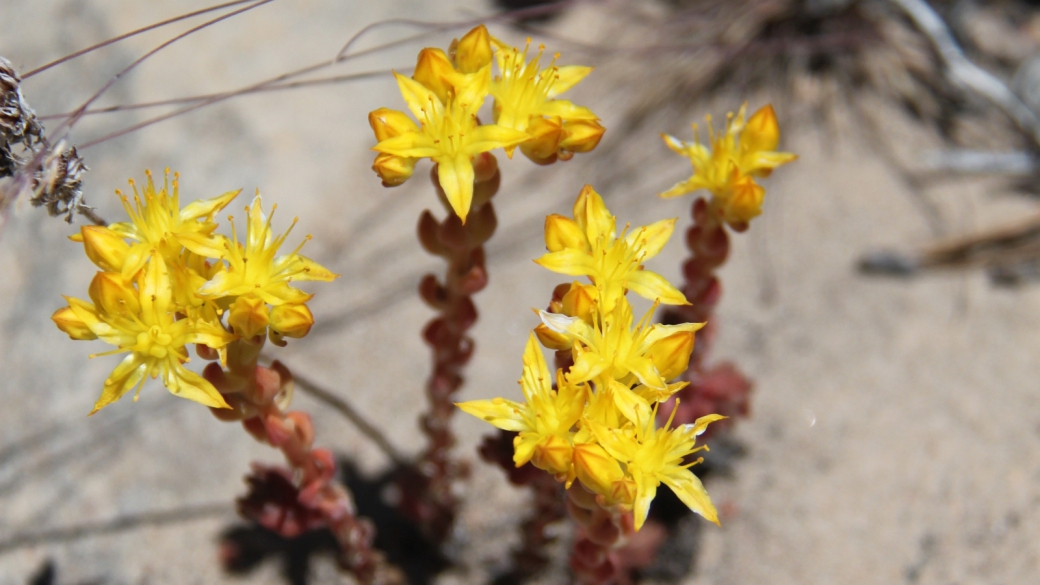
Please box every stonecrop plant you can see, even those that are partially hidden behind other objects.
[31,5,797,582]
[53,170,335,414]
[459,186,725,583]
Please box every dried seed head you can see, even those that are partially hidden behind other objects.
[0,56,42,149]
[30,142,92,223]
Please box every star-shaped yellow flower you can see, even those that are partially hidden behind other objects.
[53,256,235,414]
[586,405,726,530]
[490,37,603,161]
[660,104,796,225]
[197,195,338,308]
[535,185,688,310]
[456,333,587,478]
[75,169,239,279]
[539,297,702,417]
[372,73,529,221]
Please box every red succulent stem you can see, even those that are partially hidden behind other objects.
[401,153,500,543]
[204,339,403,585]
[659,197,752,437]
[567,484,631,585]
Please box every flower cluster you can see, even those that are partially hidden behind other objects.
[369,25,605,221]
[458,185,723,530]
[52,170,337,414]
[660,104,796,227]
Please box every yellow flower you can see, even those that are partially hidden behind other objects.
[587,406,726,530]
[535,185,687,310]
[77,169,239,279]
[659,104,796,225]
[197,194,338,307]
[371,73,528,221]
[54,256,235,414]
[490,37,602,161]
[533,281,597,351]
[456,333,587,478]
[539,297,702,417]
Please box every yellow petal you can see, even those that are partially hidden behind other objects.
[394,71,442,121]
[91,353,148,415]
[290,255,340,282]
[626,269,689,306]
[544,214,587,253]
[549,65,592,96]
[164,362,230,409]
[632,471,659,531]
[573,185,615,244]
[456,398,528,432]
[684,413,728,438]
[661,469,719,525]
[463,123,530,156]
[373,133,440,159]
[179,189,240,221]
[176,232,227,259]
[624,218,676,260]
[536,99,598,121]
[520,116,565,161]
[560,282,597,322]
[436,154,475,221]
[537,310,594,346]
[534,249,596,277]
[139,253,172,316]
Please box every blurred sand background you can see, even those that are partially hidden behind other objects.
[1,0,1040,583]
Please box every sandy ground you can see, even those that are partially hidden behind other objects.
[1,1,1040,584]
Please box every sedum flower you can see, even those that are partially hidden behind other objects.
[490,38,604,162]
[660,104,796,226]
[198,195,338,310]
[539,297,702,419]
[457,333,587,478]
[584,406,726,530]
[535,185,688,311]
[371,73,528,221]
[74,169,239,279]
[53,255,235,414]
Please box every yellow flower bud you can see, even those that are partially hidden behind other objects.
[572,442,625,499]
[413,48,457,104]
[372,152,416,187]
[544,214,587,253]
[454,25,493,74]
[52,305,96,340]
[269,303,314,339]
[534,323,572,351]
[368,107,419,141]
[80,226,129,273]
[647,331,695,381]
[519,116,564,162]
[725,174,765,225]
[88,271,139,315]
[560,119,605,154]
[228,296,270,339]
